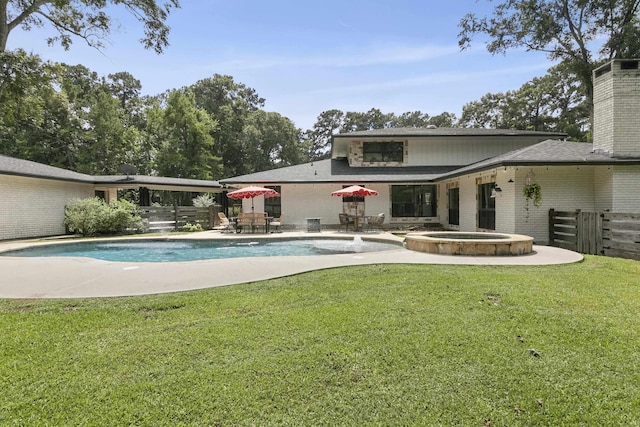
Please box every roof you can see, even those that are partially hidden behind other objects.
[220,159,460,185]
[440,139,640,179]
[222,139,640,185]
[332,127,568,139]
[0,155,222,190]
[0,155,94,183]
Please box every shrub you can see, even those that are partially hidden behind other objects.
[65,197,145,236]
[192,194,215,208]
[181,222,203,232]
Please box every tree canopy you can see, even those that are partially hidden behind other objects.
[458,0,640,118]
[0,0,181,53]
[304,108,458,160]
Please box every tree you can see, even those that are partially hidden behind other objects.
[0,50,84,168]
[393,111,433,128]
[237,110,305,174]
[153,89,220,180]
[304,109,344,161]
[458,0,640,121]
[0,0,180,53]
[190,74,265,177]
[342,108,395,132]
[459,63,589,140]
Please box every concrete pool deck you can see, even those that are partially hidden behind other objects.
[0,231,584,299]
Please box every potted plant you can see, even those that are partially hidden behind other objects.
[523,183,542,221]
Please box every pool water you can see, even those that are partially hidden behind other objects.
[1,238,401,263]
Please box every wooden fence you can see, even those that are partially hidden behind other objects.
[139,205,218,232]
[549,209,640,260]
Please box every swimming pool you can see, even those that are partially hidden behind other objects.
[0,237,401,263]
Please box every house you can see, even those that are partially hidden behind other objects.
[0,156,222,240]
[221,59,640,244]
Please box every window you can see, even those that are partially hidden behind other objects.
[477,183,495,230]
[391,185,437,217]
[363,141,403,163]
[448,188,459,226]
[265,186,281,217]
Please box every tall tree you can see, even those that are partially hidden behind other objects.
[237,110,305,174]
[190,74,265,177]
[304,109,344,161]
[0,49,83,168]
[459,64,589,140]
[458,0,640,122]
[153,89,220,180]
[393,111,433,128]
[342,108,395,132]
[1,0,180,53]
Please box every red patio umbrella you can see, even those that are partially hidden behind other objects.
[331,185,379,197]
[332,185,378,230]
[226,186,280,212]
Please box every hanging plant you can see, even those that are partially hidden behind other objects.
[523,183,542,207]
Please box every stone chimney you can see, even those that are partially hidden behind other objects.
[593,59,640,157]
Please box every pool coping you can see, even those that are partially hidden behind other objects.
[0,231,584,299]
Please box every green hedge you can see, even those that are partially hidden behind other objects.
[64,197,145,236]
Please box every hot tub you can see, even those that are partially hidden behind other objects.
[404,232,534,256]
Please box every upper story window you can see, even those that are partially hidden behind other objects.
[363,141,404,163]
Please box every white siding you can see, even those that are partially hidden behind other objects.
[407,136,544,166]
[0,175,94,240]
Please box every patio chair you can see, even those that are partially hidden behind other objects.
[367,213,385,231]
[269,215,283,233]
[216,212,235,233]
[253,212,268,233]
[338,213,355,232]
[236,213,253,233]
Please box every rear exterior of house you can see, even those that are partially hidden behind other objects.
[222,59,640,244]
[0,155,223,240]
[3,60,640,244]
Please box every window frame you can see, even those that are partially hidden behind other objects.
[362,141,404,163]
[391,185,437,218]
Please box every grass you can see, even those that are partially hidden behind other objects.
[1,256,639,426]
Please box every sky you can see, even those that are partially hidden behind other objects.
[7,0,557,131]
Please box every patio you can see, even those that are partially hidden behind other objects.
[0,230,583,298]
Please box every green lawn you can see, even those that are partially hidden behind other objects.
[1,256,639,426]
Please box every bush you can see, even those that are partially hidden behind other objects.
[192,194,215,208]
[181,222,203,232]
[64,197,145,236]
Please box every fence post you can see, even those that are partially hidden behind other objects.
[548,209,555,246]
[174,201,179,231]
[575,209,582,253]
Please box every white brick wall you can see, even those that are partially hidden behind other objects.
[0,175,94,240]
[593,60,640,156]
[512,167,597,244]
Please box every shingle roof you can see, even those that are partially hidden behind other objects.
[0,155,222,189]
[440,139,640,179]
[333,127,568,138]
[0,155,94,183]
[222,139,640,185]
[220,159,461,185]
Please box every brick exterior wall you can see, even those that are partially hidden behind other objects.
[593,59,640,156]
[611,166,640,212]
[0,175,94,240]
